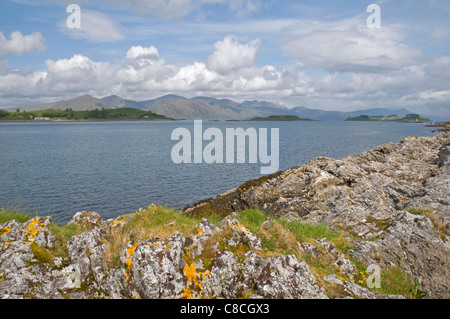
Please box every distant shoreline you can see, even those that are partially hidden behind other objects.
[0,119,175,123]
[346,114,431,123]
[429,122,450,132]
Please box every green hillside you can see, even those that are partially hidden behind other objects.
[0,108,172,121]
[249,115,312,121]
[346,114,431,123]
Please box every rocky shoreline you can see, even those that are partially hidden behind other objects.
[1,132,449,299]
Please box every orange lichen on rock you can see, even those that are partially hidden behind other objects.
[110,218,127,231]
[230,223,248,233]
[2,240,15,249]
[0,227,11,236]
[195,227,204,236]
[23,218,46,243]
[182,264,211,299]
[125,241,139,269]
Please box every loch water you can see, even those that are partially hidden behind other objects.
[0,120,434,224]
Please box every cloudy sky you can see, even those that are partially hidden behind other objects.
[0,0,449,119]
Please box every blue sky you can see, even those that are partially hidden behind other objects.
[0,0,449,119]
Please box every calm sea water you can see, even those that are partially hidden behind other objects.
[0,120,435,224]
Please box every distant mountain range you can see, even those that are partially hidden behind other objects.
[9,94,426,121]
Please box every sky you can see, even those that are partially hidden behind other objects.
[0,0,449,119]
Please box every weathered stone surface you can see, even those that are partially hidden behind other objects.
[242,252,327,299]
[126,233,187,299]
[226,218,263,250]
[315,238,356,279]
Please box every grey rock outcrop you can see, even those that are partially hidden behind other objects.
[186,132,450,298]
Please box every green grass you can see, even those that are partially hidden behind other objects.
[236,209,294,254]
[278,219,339,243]
[0,207,32,224]
[235,209,267,233]
[405,208,434,216]
[48,222,88,241]
[122,206,206,238]
[30,242,54,265]
[370,267,426,299]
[237,209,338,242]
[235,209,351,258]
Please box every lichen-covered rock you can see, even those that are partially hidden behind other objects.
[315,238,356,280]
[123,233,187,299]
[1,217,55,249]
[243,252,327,299]
[202,249,243,298]
[189,219,221,257]
[226,218,262,250]
[343,281,405,299]
[69,211,106,229]
[349,210,450,299]
[66,226,124,298]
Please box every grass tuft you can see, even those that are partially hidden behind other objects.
[104,205,205,268]
[0,206,32,224]
[370,266,427,299]
[30,242,54,265]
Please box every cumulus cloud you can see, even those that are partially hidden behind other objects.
[0,31,47,56]
[58,9,124,42]
[43,54,118,93]
[118,45,175,92]
[207,36,261,74]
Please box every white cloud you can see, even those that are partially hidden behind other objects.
[58,9,124,42]
[0,31,47,56]
[424,53,450,79]
[118,46,175,89]
[125,46,160,60]
[285,27,422,74]
[207,35,261,74]
[225,0,261,17]
[43,54,119,94]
